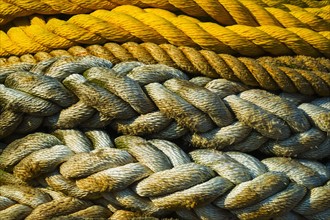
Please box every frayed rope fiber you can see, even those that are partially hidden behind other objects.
[0,132,329,219]
[1,56,329,159]
[1,6,330,57]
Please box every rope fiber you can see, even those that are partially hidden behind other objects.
[1,56,329,159]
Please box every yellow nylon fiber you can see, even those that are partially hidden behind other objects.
[226,25,293,56]
[192,0,236,25]
[319,31,330,40]
[1,5,329,57]
[215,0,259,26]
[305,6,330,21]
[260,0,329,8]
[0,0,328,28]
[24,25,75,49]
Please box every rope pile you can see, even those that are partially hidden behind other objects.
[0,58,329,159]
[0,131,329,219]
[0,0,329,219]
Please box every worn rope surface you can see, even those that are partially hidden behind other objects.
[0,0,329,27]
[1,56,329,159]
[1,5,330,57]
[0,132,329,220]
[1,43,330,95]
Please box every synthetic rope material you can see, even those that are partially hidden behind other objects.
[1,5,330,57]
[1,56,329,159]
[1,43,330,95]
[0,0,329,28]
[0,132,329,220]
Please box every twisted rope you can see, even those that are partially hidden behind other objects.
[1,56,329,159]
[0,0,329,29]
[305,5,330,21]
[260,0,329,8]
[1,6,329,57]
[0,132,329,219]
[1,43,330,95]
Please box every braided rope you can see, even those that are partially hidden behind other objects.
[1,6,329,57]
[2,43,330,95]
[1,56,329,159]
[0,132,329,219]
[0,184,116,219]
[0,0,329,29]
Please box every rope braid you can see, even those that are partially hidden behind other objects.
[1,43,330,95]
[1,6,329,58]
[0,132,329,219]
[0,185,115,220]
[0,0,329,29]
[1,56,329,159]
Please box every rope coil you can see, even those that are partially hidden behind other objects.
[1,6,329,57]
[0,132,329,219]
[0,56,329,159]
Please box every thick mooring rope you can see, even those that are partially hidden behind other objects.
[0,0,329,27]
[2,44,330,94]
[1,56,329,159]
[0,185,114,220]
[0,132,329,220]
[1,5,329,57]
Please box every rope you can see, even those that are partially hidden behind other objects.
[260,0,329,8]
[0,0,329,29]
[1,6,330,58]
[305,5,330,21]
[0,132,329,219]
[0,184,115,219]
[2,43,330,94]
[1,56,329,159]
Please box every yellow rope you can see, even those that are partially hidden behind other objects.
[1,6,329,58]
[0,0,329,30]
[305,5,330,22]
[259,0,329,8]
